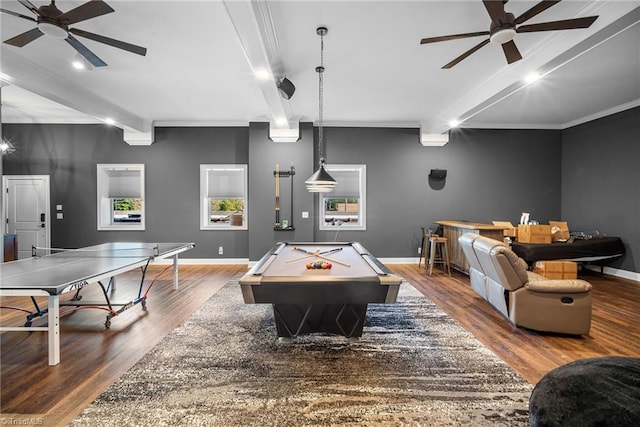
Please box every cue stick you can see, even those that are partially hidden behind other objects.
[292,247,350,267]
[275,164,280,228]
[286,247,342,263]
[309,253,350,267]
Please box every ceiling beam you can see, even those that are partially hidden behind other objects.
[222,0,296,131]
[0,50,150,137]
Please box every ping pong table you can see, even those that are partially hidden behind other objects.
[0,242,194,365]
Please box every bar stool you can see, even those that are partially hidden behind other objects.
[428,235,451,276]
[418,227,432,268]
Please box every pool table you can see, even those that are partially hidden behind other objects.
[239,242,403,338]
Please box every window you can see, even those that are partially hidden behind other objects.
[200,165,248,230]
[319,164,366,230]
[97,164,145,230]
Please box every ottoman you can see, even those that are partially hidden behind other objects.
[529,357,640,426]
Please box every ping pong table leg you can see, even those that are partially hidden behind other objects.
[48,295,60,365]
[173,254,179,290]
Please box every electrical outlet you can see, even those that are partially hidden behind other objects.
[417,247,421,254]
[218,246,223,255]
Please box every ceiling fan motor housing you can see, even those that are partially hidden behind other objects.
[37,3,69,39]
[489,12,516,44]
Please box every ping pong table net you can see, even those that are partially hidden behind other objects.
[31,245,161,259]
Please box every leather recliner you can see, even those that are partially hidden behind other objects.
[458,233,592,335]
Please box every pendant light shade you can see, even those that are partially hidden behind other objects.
[306,26,336,193]
[305,158,336,192]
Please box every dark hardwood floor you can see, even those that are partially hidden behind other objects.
[1,263,638,425]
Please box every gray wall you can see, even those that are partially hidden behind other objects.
[561,107,640,272]
[2,111,638,273]
[247,122,316,261]
[314,127,562,257]
[2,124,250,259]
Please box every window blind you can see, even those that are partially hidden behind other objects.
[207,168,245,198]
[107,169,142,198]
[327,168,360,198]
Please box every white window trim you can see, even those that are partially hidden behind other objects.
[97,164,145,231]
[200,164,248,231]
[319,164,366,231]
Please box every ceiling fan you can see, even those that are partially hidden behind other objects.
[420,0,598,69]
[1,0,147,67]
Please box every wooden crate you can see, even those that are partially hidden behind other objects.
[518,224,552,244]
[534,261,578,279]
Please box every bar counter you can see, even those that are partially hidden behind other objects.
[434,220,506,273]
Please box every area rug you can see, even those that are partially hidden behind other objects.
[70,280,532,426]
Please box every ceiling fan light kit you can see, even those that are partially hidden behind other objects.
[490,28,516,45]
[38,21,67,39]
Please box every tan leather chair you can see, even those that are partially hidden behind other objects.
[458,233,486,298]
[458,233,592,335]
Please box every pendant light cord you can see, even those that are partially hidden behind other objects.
[316,27,326,164]
[305,26,335,193]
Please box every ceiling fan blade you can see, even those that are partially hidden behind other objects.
[58,0,114,25]
[65,34,107,67]
[1,7,37,22]
[517,16,598,33]
[514,1,561,25]
[70,28,147,56]
[421,31,490,44]
[442,38,490,69]
[501,40,522,64]
[482,0,506,23]
[4,27,44,47]
[17,0,38,15]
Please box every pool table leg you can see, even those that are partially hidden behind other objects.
[273,304,312,337]
[272,304,367,338]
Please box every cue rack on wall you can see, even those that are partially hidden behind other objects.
[274,164,295,231]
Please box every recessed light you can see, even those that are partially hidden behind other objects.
[525,72,541,84]
[72,60,85,70]
[254,69,271,80]
[104,118,116,125]
[448,119,460,128]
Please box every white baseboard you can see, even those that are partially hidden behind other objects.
[153,258,249,266]
[585,265,640,283]
[152,257,640,284]
[379,257,421,264]
[154,257,423,266]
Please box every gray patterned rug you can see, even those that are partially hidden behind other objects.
[70,280,532,426]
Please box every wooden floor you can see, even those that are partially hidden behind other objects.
[1,263,639,425]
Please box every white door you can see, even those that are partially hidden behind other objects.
[3,176,51,259]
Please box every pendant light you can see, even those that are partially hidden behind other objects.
[306,26,336,193]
